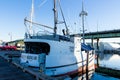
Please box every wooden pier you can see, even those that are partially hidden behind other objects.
[0,56,36,80]
[95,67,120,79]
[0,51,69,80]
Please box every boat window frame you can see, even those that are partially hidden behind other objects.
[25,42,50,55]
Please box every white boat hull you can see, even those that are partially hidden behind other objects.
[21,37,95,76]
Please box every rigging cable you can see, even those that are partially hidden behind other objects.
[58,0,69,35]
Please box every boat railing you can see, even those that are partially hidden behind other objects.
[36,31,53,36]
[25,31,53,38]
[24,31,72,42]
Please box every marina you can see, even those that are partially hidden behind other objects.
[0,0,120,80]
[0,50,120,80]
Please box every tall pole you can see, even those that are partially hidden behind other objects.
[53,0,57,36]
[79,0,87,43]
[29,0,34,35]
[80,0,89,80]
[8,33,12,41]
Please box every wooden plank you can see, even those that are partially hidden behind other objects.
[95,67,120,79]
[0,51,70,80]
[0,56,36,80]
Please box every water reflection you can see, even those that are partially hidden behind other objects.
[91,72,120,80]
[91,42,120,71]
[99,54,120,70]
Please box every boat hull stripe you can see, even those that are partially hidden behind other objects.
[46,55,94,69]
[52,63,95,77]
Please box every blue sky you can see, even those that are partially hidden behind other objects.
[0,0,120,41]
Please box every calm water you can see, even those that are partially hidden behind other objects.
[91,72,120,80]
[92,42,120,70]
[99,54,120,70]
[91,42,120,80]
[91,53,120,80]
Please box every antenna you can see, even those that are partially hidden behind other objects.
[79,0,87,43]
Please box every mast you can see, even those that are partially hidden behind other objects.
[79,1,88,80]
[58,0,69,35]
[53,0,69,36]
[80,0,87,43]
[53,0,58,36]
[29,0,34,35]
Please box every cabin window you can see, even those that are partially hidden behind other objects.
[25,42,50,55]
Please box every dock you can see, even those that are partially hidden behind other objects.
[0,56,36,80]
[1,51,120,80]
[0,51,70,80]
[95,67,120,79]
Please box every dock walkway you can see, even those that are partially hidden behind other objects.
[0,51,69,80]
[0,56,36,80]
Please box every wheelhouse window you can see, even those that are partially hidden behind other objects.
[25,42,50,55]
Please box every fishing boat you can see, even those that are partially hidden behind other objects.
[21,0,94,78]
